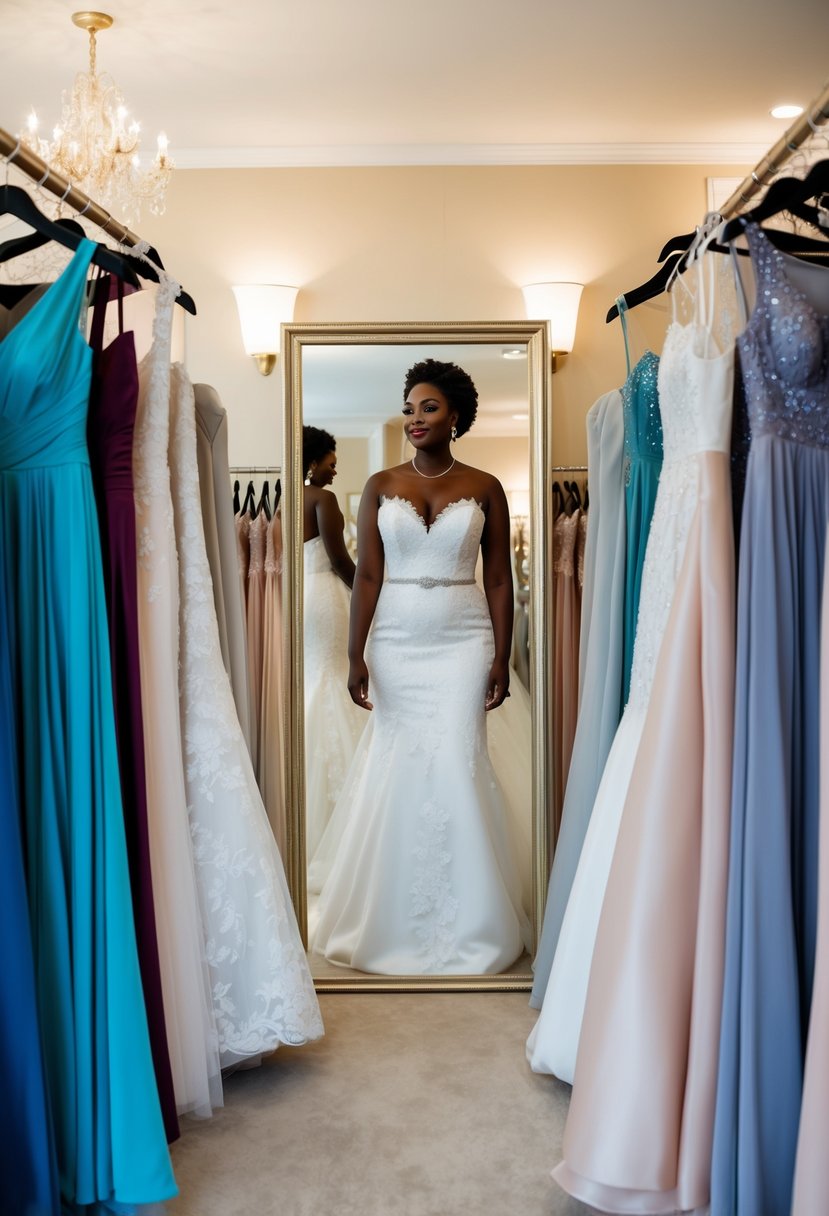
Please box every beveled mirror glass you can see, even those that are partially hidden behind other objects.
[282,322,551,991]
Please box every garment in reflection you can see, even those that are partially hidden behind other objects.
[311,495,531,975]
[304,534,367,859]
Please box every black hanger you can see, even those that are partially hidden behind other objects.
[552,480,564,518]
[241,480,257,517]
[0,215,86,262]
[273,478,282,513]
[257,479,272,521]
[0,184,140,285]
[720,160,829,244]
[233,479,241,514]
[0,184,197,314]
[606,252,684,322]
[583,482,589,512]
[563,480,581,515]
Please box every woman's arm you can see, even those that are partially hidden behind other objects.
[347,478,385,710]
[480,478,514,711]
[316,491,356,588]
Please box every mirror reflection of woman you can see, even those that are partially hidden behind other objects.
[302,426,366,860]
[311,360,531,975]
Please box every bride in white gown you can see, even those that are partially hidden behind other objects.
[302,426,367,859]
[312,359,531,975]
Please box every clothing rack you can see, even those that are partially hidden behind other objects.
[552,465,588,473]
[229,466,281,475]
[1,125,144,248]
[719,78,829,217]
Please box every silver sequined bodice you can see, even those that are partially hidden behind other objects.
[740,224,829,450]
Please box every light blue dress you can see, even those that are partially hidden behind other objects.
[530,389,626,1005]
[0,240,176,1209]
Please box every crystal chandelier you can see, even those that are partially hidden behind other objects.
[24,11,172,225]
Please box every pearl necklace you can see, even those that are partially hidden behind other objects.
[411,455,456,479]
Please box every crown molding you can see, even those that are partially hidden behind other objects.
[171,141,766,170]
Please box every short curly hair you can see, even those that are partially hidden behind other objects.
[302,425,336,475]
[403,358,478,438]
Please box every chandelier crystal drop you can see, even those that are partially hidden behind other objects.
[23,11,172,225]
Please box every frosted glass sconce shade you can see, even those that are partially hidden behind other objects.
[232,284,298,375]
[522,282,584,355]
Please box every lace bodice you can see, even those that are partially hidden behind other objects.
[553,510,581,578]
[304,534,334,574]
[379,495,483,581]
[657,321,735,462]
[740,224,829,449]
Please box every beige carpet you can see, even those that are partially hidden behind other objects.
[167,993,593,1215]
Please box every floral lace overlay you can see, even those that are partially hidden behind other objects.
[410,799,460,968]
[168,362,322,1062]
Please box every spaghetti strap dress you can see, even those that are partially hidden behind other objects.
[0,240,175,1206]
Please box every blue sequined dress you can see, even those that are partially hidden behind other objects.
[710,225,829,1215]
[0,241,176,1209]
[619,303,663,706]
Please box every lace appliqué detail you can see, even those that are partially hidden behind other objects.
[410,799,459,968]
[169,362,322,1061]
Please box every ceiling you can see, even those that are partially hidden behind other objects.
[0,0,827,167]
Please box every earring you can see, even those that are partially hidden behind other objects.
[451,425,458,441]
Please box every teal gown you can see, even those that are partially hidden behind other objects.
[0,240,176,1210]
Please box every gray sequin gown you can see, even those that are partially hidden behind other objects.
[711,225,829,1216]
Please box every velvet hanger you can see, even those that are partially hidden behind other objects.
[606,252,684,322]
[257,479,272,521]
[720,160,829,244]
[552,480,564,518]
[0,184,197,314]
[233,479,241,514]
[241,480,257,517]
[273,478,282,513]
[0,184,139,285]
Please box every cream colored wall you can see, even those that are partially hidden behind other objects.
[330,436,368,517]
[140,163,750,468]
[459,435,530,505]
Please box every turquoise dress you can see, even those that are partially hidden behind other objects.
[0,240,176,1209]
[618,300,663,706]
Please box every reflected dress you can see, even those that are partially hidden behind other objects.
[313,495,530,975]
[0,240,175,1206]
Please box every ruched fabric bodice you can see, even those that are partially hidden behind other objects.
[740,223,829,449]
[0,243,94,471]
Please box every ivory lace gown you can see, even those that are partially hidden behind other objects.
[169,362,323,1065]
[133,274,221,1118]
[312,494,531,975]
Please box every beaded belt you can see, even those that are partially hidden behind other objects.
[387,576,476,589]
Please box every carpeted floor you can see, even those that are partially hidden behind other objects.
[167,993,594,1215]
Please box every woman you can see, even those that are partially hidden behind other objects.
[312,360,531,975]
[303,425,367,860]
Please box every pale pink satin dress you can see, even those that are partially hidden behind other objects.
[554,266,736,1213]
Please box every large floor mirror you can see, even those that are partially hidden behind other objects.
[281,322,552,991]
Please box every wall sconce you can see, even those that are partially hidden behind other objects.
[522,282,584,371]
[232,284,298,376]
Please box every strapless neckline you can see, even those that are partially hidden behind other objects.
[380,494,484,534]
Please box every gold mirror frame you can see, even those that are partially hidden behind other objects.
[281,321,552,991]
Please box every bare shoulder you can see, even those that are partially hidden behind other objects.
[455,463,506,508]
[365,465,410,497]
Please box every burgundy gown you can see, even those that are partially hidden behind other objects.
[86,276,179,1142]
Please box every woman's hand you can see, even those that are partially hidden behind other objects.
[485,660,511,711]
[348,658,373,710]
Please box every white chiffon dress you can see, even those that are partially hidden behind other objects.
[312,494,531,975]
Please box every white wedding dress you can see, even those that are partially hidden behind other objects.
[304,536,367,860]
[168,358,324,1066]
[312,494,532,975]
